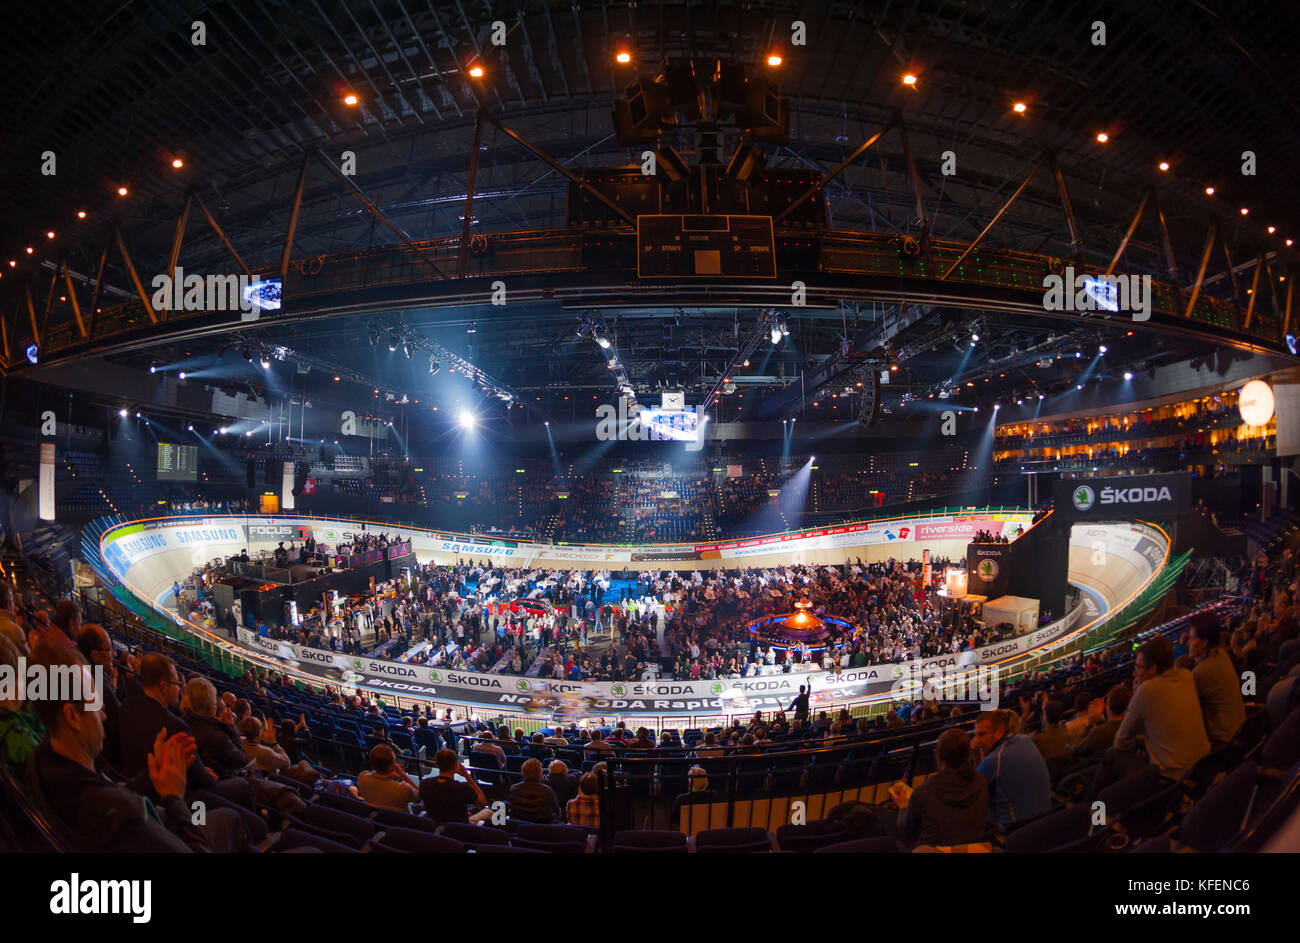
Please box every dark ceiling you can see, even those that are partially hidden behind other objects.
[3,0,1297,423]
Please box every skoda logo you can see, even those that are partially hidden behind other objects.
[429,670,441,683]
[611,683,626,696]
[977,559,999,581]
[1072,485,1096,511]
[710,682,724,695]
[516,679,530,692]
[353,659,363,670]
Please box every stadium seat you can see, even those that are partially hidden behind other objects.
[370,807,441,834]
[371,826,465,854]
[284,806,377,849]
[276,828,360,854]
[775,820,850,853]
[315,791,376,818]
[1262,707,1300,770]
[1176,761,1264,853]
[512,823,593,852]
[611,829,689,853]
[692,827,772,853]
[814,836,900,853]
[439,823,511,848]
[1001,805,1091,853]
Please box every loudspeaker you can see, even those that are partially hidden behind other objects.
[264,460,276,485]
[857,373,881,429]
[245,459,256,489]
[293,462,307,496]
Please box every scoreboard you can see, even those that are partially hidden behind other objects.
[157,442,198,482]
[637,215,776,278]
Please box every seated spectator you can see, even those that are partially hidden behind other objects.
[29,643,245,852]
[585,729,613,753]
[972,709,1052,827]
[546,760,578,809]
[566,772,600,827]
[1032,700,1070,769]
[412,716,442,756]
[118,653,215,793]
[627,727,654,750]
[182,677,248,779]
[1109,636,1210,781]
[693,731,724,757]
[890,727,990,848]
[1189,617,1246,745]
[419,748,493,824]
[357,745,420,812]
[1063,691,1095,746]
[238,716,291,773]
[1069,685,1130,764]
[508,757,560,824]
[543,728,569,747]
[671,766,724,827]
[470,730,507,769]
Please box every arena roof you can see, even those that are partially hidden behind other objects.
[2,0,1297,424]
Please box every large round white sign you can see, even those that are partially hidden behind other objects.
[1238,380,1275,426]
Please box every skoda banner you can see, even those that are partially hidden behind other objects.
[1053,472,1189,521]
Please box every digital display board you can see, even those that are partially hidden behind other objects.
[156,442,199,482]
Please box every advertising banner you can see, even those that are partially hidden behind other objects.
[1053,473,1190,520]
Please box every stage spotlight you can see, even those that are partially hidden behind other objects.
[767,53,783,67]
[343,93,358,106]
[971,332,980,342]
[219,427,227,434]
[1076,384,1083,390]
[468,65,484,78]
[241,346,253,362]
[458,411,476,429]
[134,412,140,418]
[1124,371,1134,380]
[429,359,441,376]
[178,371,187,379]
[402,340,413,359]
[770,324,782,344]
[1099,344,1108,354]
[596,334,611,349]
[368,328,379,347]
[616,51,631,64]
[387,333,399,352]
[149,365,157,374]
[260,356,270,369]
[118,408,127,417]
[187,424,194,431]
